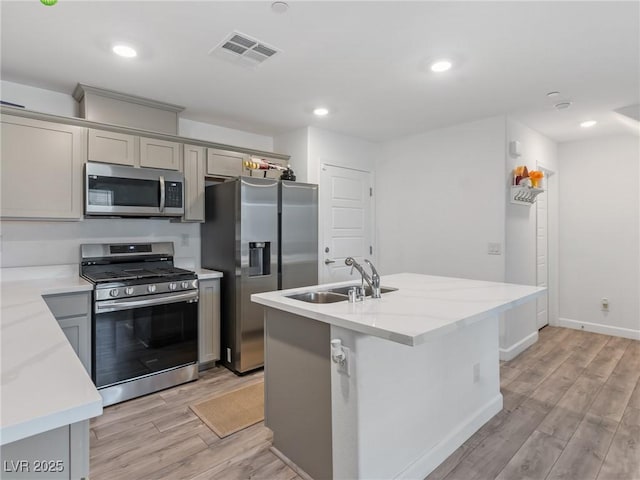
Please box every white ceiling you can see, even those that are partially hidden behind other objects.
[1,1,639,143]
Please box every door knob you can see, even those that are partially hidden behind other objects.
[324,259,336,265]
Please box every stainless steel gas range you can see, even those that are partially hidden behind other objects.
[81,242,199,406]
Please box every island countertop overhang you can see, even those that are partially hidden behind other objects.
[251,272,546,346]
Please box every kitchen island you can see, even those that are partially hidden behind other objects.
[252,273,545,480]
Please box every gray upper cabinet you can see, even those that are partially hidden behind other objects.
[140,136,182,170]
[183,144,205,222]
[88,128,138,166]
[207,147,247,178]
[1,115,85,220]
[87,129,182,171]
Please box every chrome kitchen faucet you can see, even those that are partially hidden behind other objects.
[344,257,381,298]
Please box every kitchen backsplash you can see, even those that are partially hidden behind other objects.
[0,219,201,268]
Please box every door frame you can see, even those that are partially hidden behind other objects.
[537,165,556,327]
[318,162,376,284]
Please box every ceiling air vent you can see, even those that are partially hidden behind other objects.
[210,32,280,68]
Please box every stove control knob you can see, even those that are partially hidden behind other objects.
[147,284,157,293]
[125,287,134,296]
[109,288,119,297]
[169,283,177,291]
[181,281,189,289]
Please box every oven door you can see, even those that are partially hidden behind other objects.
[93,290,198,389]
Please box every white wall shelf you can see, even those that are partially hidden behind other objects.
[510,185,544,205]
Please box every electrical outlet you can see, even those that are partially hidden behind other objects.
[601,298,609,311]
[181,233,189,247]
[473,363,480,383]
[488,243,502,255]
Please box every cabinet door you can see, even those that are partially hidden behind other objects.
[206,148,246,178]
[140,137,182,170]
[44,292,91,374]
[88,129,137,166]
[1,425,70,479]
[198,278,221,366]
[1,116,84,220]
[58,315,91,374]
[183,144,205,222]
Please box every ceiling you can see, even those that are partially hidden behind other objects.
[1,1,639,143]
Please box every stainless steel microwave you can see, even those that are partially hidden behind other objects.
[85,162,184,217]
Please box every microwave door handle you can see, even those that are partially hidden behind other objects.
[95,290,199,313]
[159,175,166,213]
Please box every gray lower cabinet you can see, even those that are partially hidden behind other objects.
[183,144,206,222]
[198,278,221,368]
[0,421,90,480]
[43,292,91,374]
[1,115,85,220]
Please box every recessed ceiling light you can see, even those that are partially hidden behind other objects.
[430,60,452,73]
[112,44,137,58]
[271,1,288,13]
[546,91,560,97]
[580,120,597,128]
[313,107,329,116]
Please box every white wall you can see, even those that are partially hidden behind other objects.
[0,219,201,269]
[273,127,309,182]
[558,134,640,339]
[376,116,507,282]
[1,80,78,117]
[178,118,273,152]
[307,127,378,184]
[502,119,558,359]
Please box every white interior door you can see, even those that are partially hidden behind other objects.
[320,164,373,283]
[536,188,549,329]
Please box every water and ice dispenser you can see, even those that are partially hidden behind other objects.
[248,242,271,276]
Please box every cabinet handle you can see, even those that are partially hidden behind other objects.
[324,259,336,265]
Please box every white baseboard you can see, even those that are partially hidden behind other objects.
[396,394,503,480]
[558,317,640,340]
[499,331,539,361]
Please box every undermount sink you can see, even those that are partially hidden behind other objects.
[327,285,398,296]
[286,291,348,304]
[286,285,398,304]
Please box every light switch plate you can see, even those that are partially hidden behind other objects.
[488,242,502,255]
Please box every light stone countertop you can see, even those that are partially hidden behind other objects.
[252,273,546,346]
[194,268,224,280]
[0,276,103,445]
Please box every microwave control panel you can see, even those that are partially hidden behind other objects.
[165,182,183,207]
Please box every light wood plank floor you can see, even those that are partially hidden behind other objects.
[428,326,640,480]
[90,327,640,480]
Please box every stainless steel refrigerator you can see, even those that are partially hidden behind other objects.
[201,176,318,374]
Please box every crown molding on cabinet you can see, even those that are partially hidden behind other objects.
[0,105,290,162]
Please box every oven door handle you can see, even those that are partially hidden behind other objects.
[95,290,198,313]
